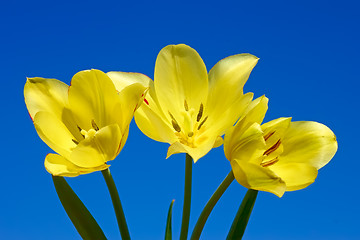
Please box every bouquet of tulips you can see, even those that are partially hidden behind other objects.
[24,44,337,240]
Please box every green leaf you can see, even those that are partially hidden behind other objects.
[226,189,258,240]
[165,200,175,240]
[52,176,107,240]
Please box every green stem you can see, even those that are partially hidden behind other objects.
[190,170,235,240]
[180,154,193,240]
[102,168,131,240]
[226,189,258,240]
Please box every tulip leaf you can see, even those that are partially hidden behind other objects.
[165,200,175,240]
[52,176,107,240]
[226,189,258,240]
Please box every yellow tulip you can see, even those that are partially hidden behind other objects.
[107,44,259,162]
[24,69,147,177]
[224,96,338,197]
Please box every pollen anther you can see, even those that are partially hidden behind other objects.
[263,139,281,156]
[197,116,208,130]
[197,103,204,122]
[264,131,275,141]
[261,157,279,167]
[184,100,189,111]
[77,125,85,138]
[172,120,181,132]
[91,119,99,131]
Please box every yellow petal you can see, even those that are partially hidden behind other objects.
[241,95,269,124]
[261,117,292,148]
[107,71,151,91]
[69,124,121,168]
[224,121,265,162]
[107,71,168,123]
[24,77,68,120]
[204,92,254,138]
[154,44,208,121]
[115,83,148,133]
[167,137,218,163]
[45,153,109,177]
[68,69,121,130]
[94,124,122,161]
[224,95,268,157]
[231,160,286,197]
[117,127,129,154]
[206,53,259,121]
[269,162,318,191]
[279,121,338,169]
[34,111,76,159]
[135,106,177,143]
[213,136,223,148]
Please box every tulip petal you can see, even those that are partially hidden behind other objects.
[261,117,292,148]
[70,124,121,168]
[107,71,151,92]
[278,121,337,169]
[68,69,121,130]
[107,71,169,121]
[213,136,223,148]
[167,137,217,163]
[205,92,254,138]
[241,95,269,124]
[24,77,68,120]
[269,162,318,191]
[224,96,268,158]
[45,153,109,177]
[231,160,286,197]
[94,124,122,161]
[154,44,208,121]
[135,106,177,143]
[116,83,148,132]
[224,122,265,162]
[34,111,76,159]
[206,53,259,122]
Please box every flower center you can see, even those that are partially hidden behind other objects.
[72,120,99,145]
[169,100,208,148]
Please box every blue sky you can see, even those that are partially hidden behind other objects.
[1,0,359,239]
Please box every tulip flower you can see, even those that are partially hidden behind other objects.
[108,44,259,162]
[24,69,146,176]
[224,96,338,197]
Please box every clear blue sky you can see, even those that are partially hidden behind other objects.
[1,0,359,239]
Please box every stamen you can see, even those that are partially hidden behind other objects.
[77,125,85,138]
[91,119,99,131]
[172,120,181,132]
[72,139,79,144]
[261,157,279,167]
[197,116,208,130]
[168,112,176,121]
[168,111,182,132]
[184,100,189,111]
[188,132,194,137]
[197,103,204,122]
[264,131,275,141]
[263,139,281,156]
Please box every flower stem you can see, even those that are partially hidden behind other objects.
[102,168,130,240]
[180,154,193,240]
[190,170,235,240]
[226,189,258,240]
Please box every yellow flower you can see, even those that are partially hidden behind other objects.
[224,96,338,197]
[107,44,259,162]
[24,69,147,177]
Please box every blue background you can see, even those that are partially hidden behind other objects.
[1,0,358,239]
